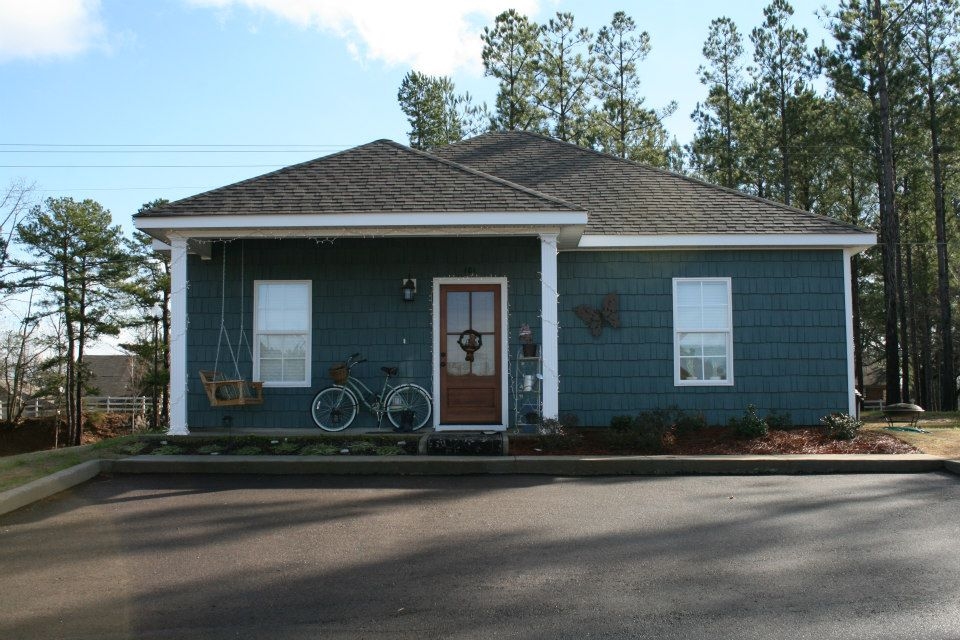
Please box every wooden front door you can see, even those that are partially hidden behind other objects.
[439,284,502,424]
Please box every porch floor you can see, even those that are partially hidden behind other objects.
[186,426,432,437]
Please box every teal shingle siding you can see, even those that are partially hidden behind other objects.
[187,241,848,429]
[558,249,848,426]
[187,237,540,428]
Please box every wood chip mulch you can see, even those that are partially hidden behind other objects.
[509,427,918,456]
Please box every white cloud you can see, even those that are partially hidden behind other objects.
[0,0,105,62]
[185,0,541,75]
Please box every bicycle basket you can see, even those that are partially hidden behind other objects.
[328,363,349,384]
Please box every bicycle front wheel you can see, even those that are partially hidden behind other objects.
[385,384,432,431]
[311,386,358,431]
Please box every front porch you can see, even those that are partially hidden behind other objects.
[168,236,563,433]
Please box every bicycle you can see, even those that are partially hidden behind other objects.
[310,353,432,432]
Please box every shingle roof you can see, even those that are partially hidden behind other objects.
[432,131,867,235]
[136,139,582,218]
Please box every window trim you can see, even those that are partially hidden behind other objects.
[673,277,734,387]
[253,279,312,388]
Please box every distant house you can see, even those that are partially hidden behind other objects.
[135,131,874,434]
[84,355,143,397]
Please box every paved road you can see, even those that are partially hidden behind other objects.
[1,473,959,639]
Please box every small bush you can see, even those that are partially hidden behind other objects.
[535,417,582,451]
[674,410,707,435]
[119,441,151,455]
[272,442,301,455]
[729,405,768,439]
[232,445,262,455]
[765,410,792,430]
[604,409,675,453]
[196,444,226,455]
[821,412,862,440]
[151,444,183,455]
[374,445,404,456]
[300,443,339,456]
[348,441,376,454]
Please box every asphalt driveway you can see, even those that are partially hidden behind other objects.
[1,473,959,639]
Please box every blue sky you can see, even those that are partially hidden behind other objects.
[0,0,833,238]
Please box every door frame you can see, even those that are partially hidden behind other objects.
[432,277,509,431]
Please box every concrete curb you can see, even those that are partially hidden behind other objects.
[2,454,957,517]
[104,453,949,476]
[0,460,103,516]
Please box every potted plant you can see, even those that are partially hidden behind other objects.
[519,323,538,357]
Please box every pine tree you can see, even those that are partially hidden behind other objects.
[482,10,543,131]
[534,12,593,143]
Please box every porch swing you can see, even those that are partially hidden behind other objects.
[199,241,264,407]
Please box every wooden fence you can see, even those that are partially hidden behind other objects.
[4,396,151,419]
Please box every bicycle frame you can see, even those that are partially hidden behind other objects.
[336,355,399,424]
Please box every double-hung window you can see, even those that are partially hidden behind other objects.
[253,280,311,387]
[673,278,733,386]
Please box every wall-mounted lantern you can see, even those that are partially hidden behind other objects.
[401,278,417,302]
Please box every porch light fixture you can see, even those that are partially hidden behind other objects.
[401,278,417,302]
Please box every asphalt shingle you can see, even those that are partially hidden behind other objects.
[433,131,867,235]
[135,139,582,218]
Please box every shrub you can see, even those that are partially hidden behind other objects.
[119,441,151,455]
[535,416,582,451]
[300,443,339,456]
[674,410,707,435]
[820,412,862,440]
[764,410,792,430]
[196,444,226,455]
[348,441,376,454]
[151,444,183,455]
[272,442,301,455]
[374,445,404,456]
[232,445,262,455]
[610,415,634,432]
[729,405,768,439]
[605,410,673,453]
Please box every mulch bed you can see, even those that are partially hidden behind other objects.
[509,426,918,456]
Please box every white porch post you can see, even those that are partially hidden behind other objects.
[540,233,560,420]
[168,235,189,435]
[843,248,857,416]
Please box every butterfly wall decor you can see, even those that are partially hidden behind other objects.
[573,293,620,337]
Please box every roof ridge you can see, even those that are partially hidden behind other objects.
[445,131,870,234]
[378,139,584,212]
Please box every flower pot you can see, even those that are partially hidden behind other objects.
[522,343,538,357]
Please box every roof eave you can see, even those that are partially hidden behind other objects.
[575,232,876,252]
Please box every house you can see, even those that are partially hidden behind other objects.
[134,131,875,434]
[85,355,144,397]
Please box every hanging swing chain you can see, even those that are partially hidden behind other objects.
[236,240,255,366]
[214,241,244,381]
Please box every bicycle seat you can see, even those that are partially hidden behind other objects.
[381,366,399,377]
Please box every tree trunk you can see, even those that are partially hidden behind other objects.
[874,0,901,404]
[926,69,954,409]
[897,230,910,401]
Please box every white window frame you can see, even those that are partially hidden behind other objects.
[673,277,734,387]
[253,280,312,388]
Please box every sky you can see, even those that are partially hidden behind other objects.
[0,0,833,351]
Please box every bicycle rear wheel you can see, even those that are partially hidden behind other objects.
[311,386,358,431]
[385,384,432,431]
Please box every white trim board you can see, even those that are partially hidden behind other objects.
[576,233,875,251]
[431,277,509,432]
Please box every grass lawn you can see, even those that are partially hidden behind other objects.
[0,437,136,493]
[863,411,960,458]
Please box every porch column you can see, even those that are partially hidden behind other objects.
[540,233,560,420]
[168,235,189,435]
[843,248,856,417]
